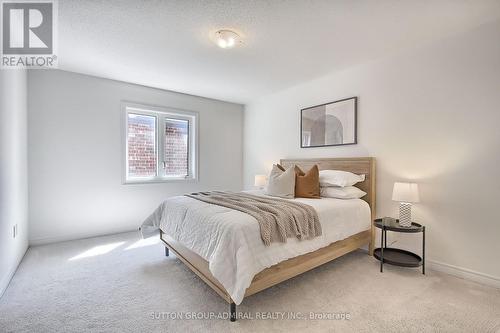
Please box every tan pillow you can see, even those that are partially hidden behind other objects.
[266,164,296,199]
[294,165,320,198]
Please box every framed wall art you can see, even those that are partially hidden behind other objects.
[300,97,357,148]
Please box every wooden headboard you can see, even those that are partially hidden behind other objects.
[280,157,376,252]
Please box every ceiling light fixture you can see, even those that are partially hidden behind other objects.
[214,30,241,49]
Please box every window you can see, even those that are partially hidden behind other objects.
[123,103,197,183]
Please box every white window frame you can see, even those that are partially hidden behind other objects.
[121,102,198,184]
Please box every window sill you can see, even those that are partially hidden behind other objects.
[123,177,198,185]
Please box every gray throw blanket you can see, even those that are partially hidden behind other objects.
[186,191,322,246]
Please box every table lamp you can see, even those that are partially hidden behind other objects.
[254,175,267,190]
[392,182,419,227]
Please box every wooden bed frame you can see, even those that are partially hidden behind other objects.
[159,157,376,321]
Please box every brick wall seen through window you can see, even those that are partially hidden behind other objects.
[127,114,156,177]
[164,118,188,177]
[124,104,196,183]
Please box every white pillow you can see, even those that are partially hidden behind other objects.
[319,170,365,187]
[266,164,295,198]
[320,186,366,199]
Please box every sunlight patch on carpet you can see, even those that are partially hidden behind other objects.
[124,236,160,250]
[69,242,125,261]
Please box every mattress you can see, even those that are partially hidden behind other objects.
[141,190,371,304]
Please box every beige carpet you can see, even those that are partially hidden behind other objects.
[1,231,499,333]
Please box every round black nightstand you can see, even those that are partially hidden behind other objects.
[373,218,425,274]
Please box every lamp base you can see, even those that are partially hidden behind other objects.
[399,203,412,227]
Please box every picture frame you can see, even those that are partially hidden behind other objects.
[300,96,357,148]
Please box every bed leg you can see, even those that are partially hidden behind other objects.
[230,302,236,322]
[164,246,169,257]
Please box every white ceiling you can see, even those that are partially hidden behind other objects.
[58,0,500,104]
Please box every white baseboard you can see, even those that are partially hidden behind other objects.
[0,266,17,299]
[0,247,28,299]
[426,259,500,289]
[358,248,500,289]
[29,227,139,246]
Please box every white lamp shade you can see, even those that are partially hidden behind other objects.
[392,182,420,203]
[254,175,267,187]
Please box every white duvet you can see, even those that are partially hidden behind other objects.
[141,191,371,305]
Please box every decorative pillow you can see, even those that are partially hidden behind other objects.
[276,164,286,172]
[294,165,320,198]
[320,186,366,199]
[266,164,295,198]
[319,170,365,187]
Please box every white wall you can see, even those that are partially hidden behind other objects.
[28,70,243,245]
[244,20,500,281]
[0,70,29,296]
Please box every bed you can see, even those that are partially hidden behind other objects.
[142,157,376,321]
